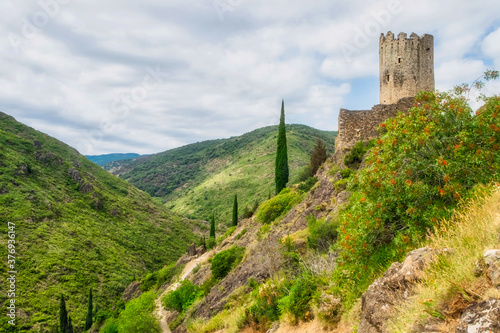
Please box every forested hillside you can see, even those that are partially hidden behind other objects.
[106,125,337,222]
[0,112,198,332]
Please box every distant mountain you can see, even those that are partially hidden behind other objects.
[106,124,337,222]
[85,153,142,166]
[0,112,198,332]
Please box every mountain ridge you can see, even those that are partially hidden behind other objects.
[105,124,337,222]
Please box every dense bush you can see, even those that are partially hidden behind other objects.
[100,318,119,333]
[306,215,339,252]
[297,176,318,193]
[162,280,201,313]
[334,179,348,192]
[333,91,500,307]
[343,140,375,169]
[211,246,246,280]
[256,188,304,224]
[244,280,289,331]
[339,168,353,179]
[140,272,158,292]
[242,200,260,219]
[101,291,160,333]
[140,263,182,291]
[278,275,318,324]
[297,164,314,182]
[155,264,182,289]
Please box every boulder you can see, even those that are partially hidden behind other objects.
[196,245,206,256]
[68,167,82,183]
[456,298,500,333]
[358,247,436,333]
[483,250,500,287]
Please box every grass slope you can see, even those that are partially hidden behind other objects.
[0,112,197,332]
[85,153,141,166]
[107,125,337,223]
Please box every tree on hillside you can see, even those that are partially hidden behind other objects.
[209,214,216,239]
[232,194,238,226]
[59,295,68,333]
[275,99,289,194]
[208,214,216,248]
[310,137,327,175]
[68,316,74,333]
[85,289,93,330]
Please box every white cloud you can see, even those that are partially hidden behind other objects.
[0,0,499,154]
[482,27,500,68]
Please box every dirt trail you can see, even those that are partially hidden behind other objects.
[155,251,213,333]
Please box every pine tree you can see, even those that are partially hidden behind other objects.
[275,99,289,194]
[232,194,238,226]
[59,295,68,333]
[85,288,93,330]
[310,137,327,175]
[67,315,74,333]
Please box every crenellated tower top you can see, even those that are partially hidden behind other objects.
[379,31,434,104]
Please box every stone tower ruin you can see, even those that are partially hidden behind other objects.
[379,32,434,104]
[335,32,435,153]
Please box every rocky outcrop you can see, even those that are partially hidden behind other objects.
[358,247,437,333]
[456,298,500,333]
[177,244,207,266]
[187,243,197,257]
[121,281,142,302]
[484,250,500,287]
[68,167,82,183]
[68,167,94,194]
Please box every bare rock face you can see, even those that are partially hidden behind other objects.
[196,245,206,256]
[336,191,351,207]
[187,243,197,257]
[456,298,500,333]
[483,250,500,287]
[358,247,436,333]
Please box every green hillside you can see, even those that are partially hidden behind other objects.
[0,112,198,332]
[106,125,337,223]
[85,153,142,166]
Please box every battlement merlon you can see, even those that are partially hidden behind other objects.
[380,31,433,43]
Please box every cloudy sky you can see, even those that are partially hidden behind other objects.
[1,0,499,154]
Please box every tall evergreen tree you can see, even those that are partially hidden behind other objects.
[275,99,289,194]
[85,288,93,330]
[209,214,216,239]
[68,315,74,333]
[310,137,327,175]
[59,295,68,333]
[232,194,238,226]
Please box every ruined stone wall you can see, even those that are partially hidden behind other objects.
[336,97,414,153]
[379,32,434,104]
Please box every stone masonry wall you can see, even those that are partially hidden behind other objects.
[379,32,434,104]
[336,97,414,153]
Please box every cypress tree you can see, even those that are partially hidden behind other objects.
[85,288,93,330]
[68,315,74,333]
[275,99,289,194]
[310,137,327,175]
[232,194,238,226]
[209,214,216,239]
[59,295,68,333]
